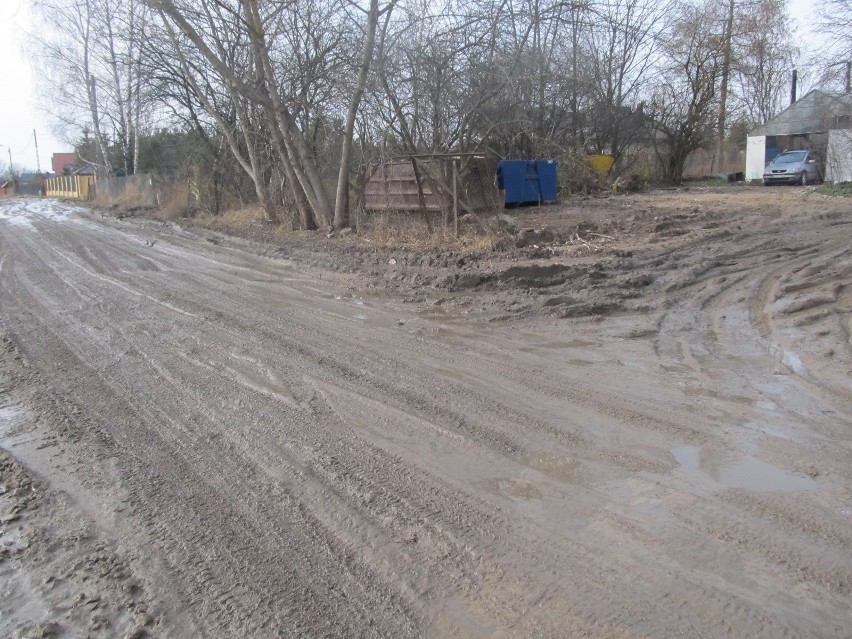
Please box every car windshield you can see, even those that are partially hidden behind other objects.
[775,151,806,163]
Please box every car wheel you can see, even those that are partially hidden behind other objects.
[799,171,807,186]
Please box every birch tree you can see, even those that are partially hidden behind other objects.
[34,0,150,175]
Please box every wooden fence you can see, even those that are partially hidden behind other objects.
[44,175,95,200]
[44,173,158,206]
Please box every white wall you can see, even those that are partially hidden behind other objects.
[826,129,852,183]
[745,135,766,181]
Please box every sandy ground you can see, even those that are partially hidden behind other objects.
[0,187,850,638]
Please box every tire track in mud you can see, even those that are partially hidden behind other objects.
[2,211,667,634]
[2,198,851,637]
[5,211,584,633]
[1,216,663,634]
[1,284,423,637]
[2,221,426,636]
[651,213,851,416]
[22,215,709,475]
[0,234,633,637]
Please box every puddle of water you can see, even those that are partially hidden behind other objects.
[482,477,543,500]
[780,348,805,375]
[524,452,582,481]
[0,405,28,446]
[672,445,816,492]
[681,387,753,405]
[566,359,594,367]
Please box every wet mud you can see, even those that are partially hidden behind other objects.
[0,190,850,637]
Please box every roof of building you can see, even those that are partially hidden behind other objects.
[751,89,852,137]
[18,172,54,182]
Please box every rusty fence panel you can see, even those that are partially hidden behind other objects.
[364,156,501,215]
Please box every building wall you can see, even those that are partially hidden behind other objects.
[826,130,852,182]
[51,152,77,175]
[682,146,743,177]
[745,136,766,181]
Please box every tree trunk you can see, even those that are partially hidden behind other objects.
[714,0,735,172]
[333,0,386,230]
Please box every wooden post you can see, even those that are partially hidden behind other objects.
[453,159,458,238]
[442,162,449,235]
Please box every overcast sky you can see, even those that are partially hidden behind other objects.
[0,0,829,173]
[0,0,69,173]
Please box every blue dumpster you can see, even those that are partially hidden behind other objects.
[497,160,558,205]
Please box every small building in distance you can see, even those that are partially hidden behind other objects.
[745,89,852,183]
[17,172,54,196]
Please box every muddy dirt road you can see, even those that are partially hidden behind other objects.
[1,194,850,638]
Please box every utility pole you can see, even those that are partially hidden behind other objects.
[0,144,12,179]
[33,129,41,173]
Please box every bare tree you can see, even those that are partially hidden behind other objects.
[333,0,397,229]
[34,0,151,175]
[730,0,795,125]
[651,0,724,182]
[35,0,811,217]
[815,0,852,90]
[584,0,671,165]
[713,0,735,171]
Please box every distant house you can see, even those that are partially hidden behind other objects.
[52,152,78,176]
[745,89,852,183]
[17,172,54,196]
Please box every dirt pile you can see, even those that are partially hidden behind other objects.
[127,185,818,322]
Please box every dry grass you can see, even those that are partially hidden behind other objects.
[357,209,506,255]
[189,205,267,230]
[156,182,192,220]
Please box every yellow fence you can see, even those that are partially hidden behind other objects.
[45,175,95,200]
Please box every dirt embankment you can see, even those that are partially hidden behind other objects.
[142,185,852,324]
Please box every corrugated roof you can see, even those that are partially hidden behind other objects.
[750,90,852,136]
